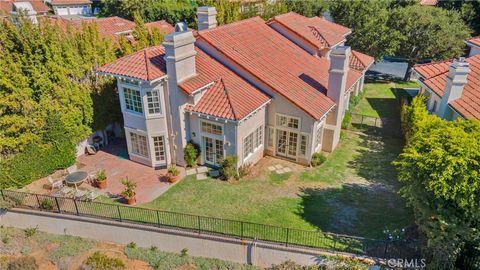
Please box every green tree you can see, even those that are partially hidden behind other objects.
[283,0,329,17]
[437,0,480,36]
[329,0,401,60]
[388,6,471,80]
[132,12,150,49]
[395,96,480,269]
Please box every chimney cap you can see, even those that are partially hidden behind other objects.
[453,57,470,69]
[330,46,351,56]
[197,6,217,14]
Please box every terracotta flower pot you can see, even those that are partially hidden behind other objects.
[97,179,107,189]
[168,174,180,183]
[125,196,136,205]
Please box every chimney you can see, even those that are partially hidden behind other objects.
[322,46,351,152]
[197,6,217,31]
[163,23,197,83]
[438,57,470,118]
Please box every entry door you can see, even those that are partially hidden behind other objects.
[203,136,224,166]
[276,130,298,159]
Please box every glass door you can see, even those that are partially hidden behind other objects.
[203,136,224,166]
[276,130,288,156]
[276,129,298,159]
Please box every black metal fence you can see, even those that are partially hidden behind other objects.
[0,189,418,259]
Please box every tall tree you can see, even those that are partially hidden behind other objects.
[132,12,150,50]
[329,0,401,60]
[437,0,480,36]
[388,6,471,80]
[283,0,329,17]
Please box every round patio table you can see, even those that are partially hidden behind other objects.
[65,171,88,189]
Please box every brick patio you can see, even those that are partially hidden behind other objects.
[75,140,184,204]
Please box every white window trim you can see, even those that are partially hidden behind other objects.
[150,133,168,165]
[200,119,224,139]
[145,89,164,118]
[126,128,150,160]
[243,124,263,162]
[120,84,144,116]
[275,113,302,131]
[266,125,275,150]
[299,133,309,157]
[315,120,325,152]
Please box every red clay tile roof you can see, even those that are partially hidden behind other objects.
[182,49,271,120]
[50,0,91,5]
[197,16,361,120]
[98,45,167,81]
[1,0,49,16]
[145,20,175,34]
[414,55,480,120]
[350,50,375,71]
[467,36,480,47]
[268,12,350,49]
[420,0,438,6]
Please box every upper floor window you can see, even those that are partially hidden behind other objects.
[201,121,223,136]
[146,90,162,115]
[276,115,300,129]
[124,88,143,113]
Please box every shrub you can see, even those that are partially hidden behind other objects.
[7,256,38,270]
[120,178,136,198]
[96,169,106,182]
[341,111,352,129]
[126,242,137,249]
[40,198,54,210]
[49,235,95,262]
[310,153,326,167]
[24,226,38,238]
[82,251,125,270]
[238,163,251,178]
[219,155,238,180]
[184,141,200,167]
[167,165,179,176]
[180,248,188,257]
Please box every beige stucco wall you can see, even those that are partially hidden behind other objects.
[237,106,267,167]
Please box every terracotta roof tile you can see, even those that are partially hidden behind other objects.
[414,55,480,120]
[97,45,167,81]
[350,50,375,71]
[269,12,350,49]
[420,0,438,6]
[197,16,361,120]
[1,0,49,16]
[145,20,175,34]
[467,36,480,47]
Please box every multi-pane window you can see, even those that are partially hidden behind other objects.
[316,125,324,147]
[146,90,162,115]
[276,115,299,129]
[152,136,165,162]
[244,125,263,159]
[267,127,274,148]
[124,88,142,113]
[300,135,307,156]
[120,77,140,86]
[201,121,223,135]
[130,132,148,157]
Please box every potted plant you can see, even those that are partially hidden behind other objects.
[121,178,137,205]
[96,169,107,189]
[167,165,180,183]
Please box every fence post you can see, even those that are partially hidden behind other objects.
[197,216,201,234]
[117,205,122,222]
[285,228,289,247]
[241,222,244,240]
[156,210,161,227]
[35,194,40,208]
[54,197,60,213]
[73,199,79,216]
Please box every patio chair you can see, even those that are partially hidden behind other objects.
[48,176,63,190]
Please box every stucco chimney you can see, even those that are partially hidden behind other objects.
[438,57,470,117]
[197,6,217,31]
[322,46,351,152]
[163,23,197,83]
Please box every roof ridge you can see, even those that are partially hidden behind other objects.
[197,16,263,34]
[308,25,330,47]
[220,78,238,119]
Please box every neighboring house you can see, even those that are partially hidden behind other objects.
[0,0,50,23]
[45,0,92,16]
[419,0,438,6]
[466,36,480,57]
[98,7,374,169]
[45,16,174,42]
[414,55,480,121]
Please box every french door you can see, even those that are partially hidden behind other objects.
[202,136,224,166]
[276,129,298,159]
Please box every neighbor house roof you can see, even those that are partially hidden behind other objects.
[146,20,175,34]
[467,36,480,47]
[268,12,350,49]
[49,0,92,5]
[419,0,438,6]
[197,16,361,120]
[97,45,167,81]
[414,55,480,120]
[99,43,270,120]
[0,0,49,16]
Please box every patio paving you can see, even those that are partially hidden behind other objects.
[75,140,185,204]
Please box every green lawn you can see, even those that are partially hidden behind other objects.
[354,81,418,118]
[94,82,414,242]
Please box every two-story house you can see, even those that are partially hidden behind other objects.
[44,0,92,16]
[98,7,374,169]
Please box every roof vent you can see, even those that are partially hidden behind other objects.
[175,22,188,32]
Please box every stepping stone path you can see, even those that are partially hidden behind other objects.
[186,168,196,176]
[197,173,207,180]
[197,166,208,173]
[272,164,291,175]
